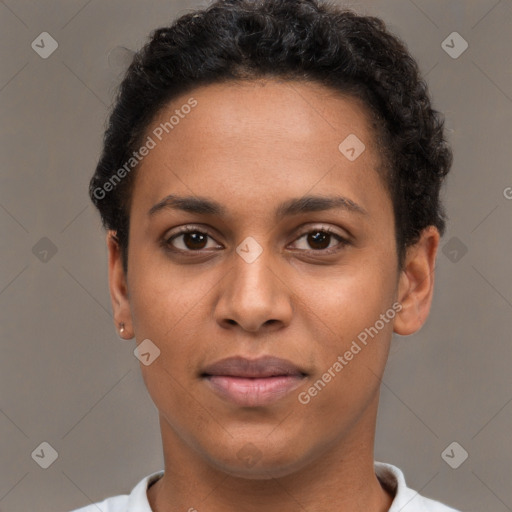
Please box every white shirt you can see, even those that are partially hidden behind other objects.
[69,461,461,511]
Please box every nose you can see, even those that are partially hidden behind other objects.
[214,245,293,333]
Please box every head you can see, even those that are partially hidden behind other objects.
[91,0,452,478]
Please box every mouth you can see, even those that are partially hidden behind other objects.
[201,355,308,407]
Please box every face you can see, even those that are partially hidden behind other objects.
[107,79,436,479]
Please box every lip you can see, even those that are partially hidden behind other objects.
[201,355,307,407]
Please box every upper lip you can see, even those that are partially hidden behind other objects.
[201,355,307,378]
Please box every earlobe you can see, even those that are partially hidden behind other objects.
[393,226,440,336]
[106,231,134,339]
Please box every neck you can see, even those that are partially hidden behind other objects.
[147,394,393,512]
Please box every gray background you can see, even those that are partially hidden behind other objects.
[0,0,511,511]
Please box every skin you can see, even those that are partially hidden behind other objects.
[107,79,439,512]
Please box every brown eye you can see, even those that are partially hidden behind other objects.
[306,231,331,250]
[163,225,348,256]
[165,228,221,252]
[180,232,208,250]
[291,227,348,254]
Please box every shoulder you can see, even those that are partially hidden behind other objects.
[375,461,462,512]
[68,470,164,512]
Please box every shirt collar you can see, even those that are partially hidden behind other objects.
[127,469,164,511]
[126,462,448,512]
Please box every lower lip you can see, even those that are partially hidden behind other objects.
[204,375,305,407]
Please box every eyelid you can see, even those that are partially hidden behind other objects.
[294,223,348,239]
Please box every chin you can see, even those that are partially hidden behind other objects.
[205,441,308,480]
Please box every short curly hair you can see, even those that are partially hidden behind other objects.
[90,0,452,274]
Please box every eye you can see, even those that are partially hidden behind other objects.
[163,226,221,252]
[162,225,349,255]
[290,227,349,254]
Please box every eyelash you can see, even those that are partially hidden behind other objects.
[161,224,349,256]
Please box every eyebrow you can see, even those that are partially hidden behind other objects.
[148,193,368,219]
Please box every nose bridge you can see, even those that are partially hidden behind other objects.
[231,237,278,303]
[215,235,292,331]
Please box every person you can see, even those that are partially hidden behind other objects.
[73,0,460,510]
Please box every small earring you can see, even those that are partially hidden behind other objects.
[119,322,125,334]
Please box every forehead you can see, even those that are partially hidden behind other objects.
[159,79,378,149]
[130,79,387,220]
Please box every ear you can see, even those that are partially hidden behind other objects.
[106,230,133,339]
[393,226,440,336]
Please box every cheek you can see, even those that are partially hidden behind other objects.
[301,255,397,389]
[128,283,205,420]
[127,246,204,338]
[127,251,210,398]
[296,289,394,434]
[308,259,396,335]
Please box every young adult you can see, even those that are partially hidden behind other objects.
[73,0,458,510]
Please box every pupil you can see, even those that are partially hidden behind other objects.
[309,231,329,249]
[185,232,207,250]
